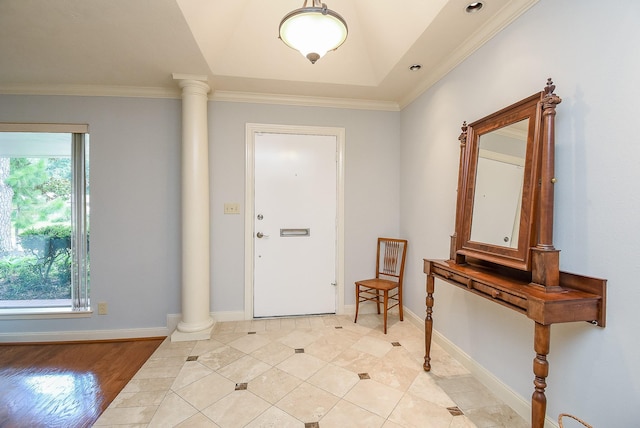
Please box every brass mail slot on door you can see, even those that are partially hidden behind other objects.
[280,228,310,237]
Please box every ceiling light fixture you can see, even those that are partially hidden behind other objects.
[465,2,484,13]
[279,0,348,64]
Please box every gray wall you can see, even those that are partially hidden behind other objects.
[0,95,183,334]
[0,95,401,334]
[400,0,640,425]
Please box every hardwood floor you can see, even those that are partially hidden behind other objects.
[0,338,164,428]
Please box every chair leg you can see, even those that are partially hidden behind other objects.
[375,290,381,314]
[383,290,389,334]
[399,288,404,322]
[354,284,360,323]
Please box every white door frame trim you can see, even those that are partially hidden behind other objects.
[244,123,345,320]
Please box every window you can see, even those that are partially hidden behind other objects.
[0,124,89,315]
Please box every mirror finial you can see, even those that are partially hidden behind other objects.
[459,121,468,147]
[543,78,562,108]
[544,78,555,96]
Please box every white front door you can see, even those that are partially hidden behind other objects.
[252,132,338,317]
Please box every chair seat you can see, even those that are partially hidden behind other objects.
[355,278,398,291]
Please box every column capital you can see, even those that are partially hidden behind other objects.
[172,73,211,94]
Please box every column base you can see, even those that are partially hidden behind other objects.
[171,317,215,342]
[171,324,214,342]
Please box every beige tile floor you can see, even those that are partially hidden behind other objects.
[94,314,527,427]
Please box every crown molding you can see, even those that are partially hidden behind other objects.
[212,91,400,112]
[0,83,182,99]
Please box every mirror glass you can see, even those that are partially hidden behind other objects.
[470,119,528,248]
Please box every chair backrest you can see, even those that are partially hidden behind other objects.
[375,238,408,284]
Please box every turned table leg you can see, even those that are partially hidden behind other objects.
[424,273,435,371]
[532,322,550,428]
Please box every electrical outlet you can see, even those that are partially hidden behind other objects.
[97,302,108,315]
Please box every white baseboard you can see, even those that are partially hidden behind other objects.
[167,313,181,333]
[0,310,246,343]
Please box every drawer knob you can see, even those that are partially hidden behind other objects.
[491,290,501,298]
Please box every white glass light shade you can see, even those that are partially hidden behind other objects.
[279,4,348,64]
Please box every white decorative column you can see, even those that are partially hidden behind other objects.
[171,74,214,341]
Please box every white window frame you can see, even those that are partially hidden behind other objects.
[0,123,90,319]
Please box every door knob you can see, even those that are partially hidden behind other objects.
[256,232,269,239]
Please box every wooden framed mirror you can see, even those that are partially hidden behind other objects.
[452,91,544,271]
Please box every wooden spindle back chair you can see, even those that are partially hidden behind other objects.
[354,238,408,333]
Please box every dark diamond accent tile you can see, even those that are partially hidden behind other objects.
[335,326,343,329]
[248,331,257,335]
[447,406,464,416]
[235,383,248,390]
[186,355,198,361]
[358,373,370,380]
[391,341,401,347]
[295,348,305,353]
[305,423,320,428]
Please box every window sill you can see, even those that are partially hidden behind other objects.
[0,302,92,320]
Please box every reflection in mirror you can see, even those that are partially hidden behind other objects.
[470,118,528,248]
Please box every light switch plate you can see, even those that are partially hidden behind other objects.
[224,203,240,214]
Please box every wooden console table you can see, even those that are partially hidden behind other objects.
[423,258,606,428]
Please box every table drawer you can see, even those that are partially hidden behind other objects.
[472,281,527,309]
[432,265,472,288]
